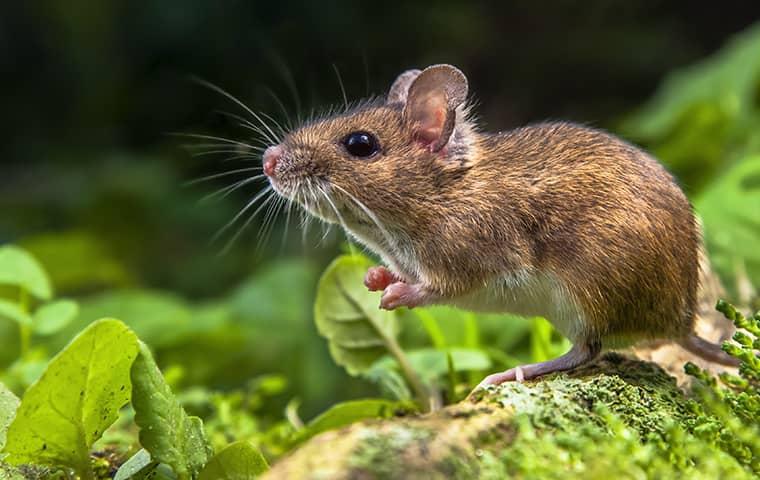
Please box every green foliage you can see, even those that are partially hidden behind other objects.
[684,300,760,473]
[695,155,760,293]
[622,23,760,193]
[290,399,407,446]
[3,319,138,478]
[0,384,19,452]
[131,342,212,480]
[0,246,52,301]
[314,255,401,375]
[314,255,434,409]
[31,300,79,336]
[197,441,268,480]
[113,449,152,480]
[20,231,133,293]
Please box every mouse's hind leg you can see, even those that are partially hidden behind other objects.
[473,340,600,392]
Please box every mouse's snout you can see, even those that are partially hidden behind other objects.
[263,145,283,177]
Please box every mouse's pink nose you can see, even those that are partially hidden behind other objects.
[263,145,282,177]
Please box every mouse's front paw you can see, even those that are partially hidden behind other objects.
[380,282,425,310]
[364,266,397,291]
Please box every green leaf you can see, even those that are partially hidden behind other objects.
[314,255,440,410]
[114,449,177,480]
[314,255,400,375]
[371,348,492,384]
[198,441,268,480]
[0,245,52,300]
[32,299,79,335]
[131,342,212,480]
[114,449,153,480]
[0,301,31,327]
[2,319,138,477]
[0,384,19,451]
[696,154,760,290]
[291,399,404,445]
[362,365,412,401]
[620,24,760,193]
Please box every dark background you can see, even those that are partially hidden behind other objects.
[2,2,759,163]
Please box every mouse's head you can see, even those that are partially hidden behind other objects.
[263,64,477,248]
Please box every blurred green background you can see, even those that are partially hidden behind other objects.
[1,1,760,428]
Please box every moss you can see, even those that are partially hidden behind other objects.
[347,426,434,479]
[265,335,759,479]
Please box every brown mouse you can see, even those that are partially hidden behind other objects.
[260,64,737,389]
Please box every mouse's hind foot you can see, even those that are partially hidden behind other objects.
[470,341,600,395]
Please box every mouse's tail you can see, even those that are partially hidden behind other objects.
[678,334,739,367]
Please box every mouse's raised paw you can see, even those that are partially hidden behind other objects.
[380,282,429,310]
[364,266,398,292]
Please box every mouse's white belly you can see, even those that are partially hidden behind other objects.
[450,270,586,342]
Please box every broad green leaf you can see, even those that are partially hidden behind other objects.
[696,155,760,291]
[198,441,268,480]
[291,399,404,445]
[0,384,19,451]
[371,348,492,384]
[114,449,153,480]
[0,246,52,300]
[0,301,31,327]
[32,299,79,335]
[131,342,212,480]
[621,24,760,193]
[3,319,138,477]
[314,255,400,375]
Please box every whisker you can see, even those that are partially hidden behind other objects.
[184,168,263,186]
[280,190,296,251]
[190,77,280,145]
[361,51,370,96]
[189,149,256,158]
[257,195,285,251]
[265,87,295,131]
[258,110,288,139]
[214,110,278,146]
[199,175,263,203]
[221,191,277,254]
[171,132,258,151]
[212,185,273,243]
[333,184,395,249]
[332,63,349,111]
[268,53,302,123]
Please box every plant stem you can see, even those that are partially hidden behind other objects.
[385,339,438,412]
[18,287,31,359]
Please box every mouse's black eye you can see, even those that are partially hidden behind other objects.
[343,131,379,158]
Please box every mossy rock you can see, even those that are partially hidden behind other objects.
[264,354,755,479]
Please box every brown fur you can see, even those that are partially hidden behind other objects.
[268,66,702,353]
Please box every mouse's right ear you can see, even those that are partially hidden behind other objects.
[402,64,468,153]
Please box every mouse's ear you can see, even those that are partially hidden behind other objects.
[387,69,422,105]
[403,64,468,152]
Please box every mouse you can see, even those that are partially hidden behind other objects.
[260,63,738,390]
